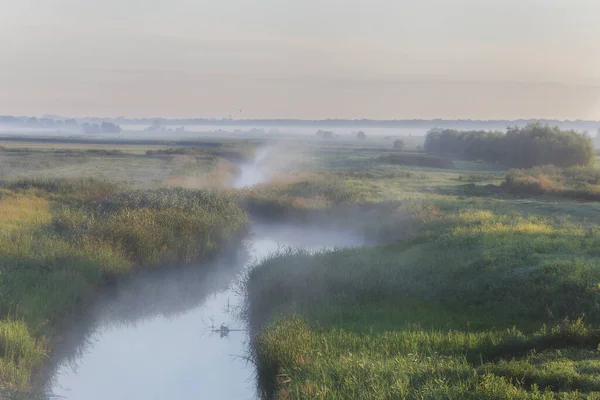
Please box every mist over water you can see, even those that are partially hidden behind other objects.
[233,148,270,189]
[47,153,365,400]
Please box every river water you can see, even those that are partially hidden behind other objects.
[46,154,364,399]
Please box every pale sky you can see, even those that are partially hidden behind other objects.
[1,0,599,119]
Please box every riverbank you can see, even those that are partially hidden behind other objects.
[0,180,249,396]
[245,205,600,399]
[43,220,363,400]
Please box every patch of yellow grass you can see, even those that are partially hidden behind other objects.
[457,210,495,224]
[0,194,51,231]
[454,220,555,237]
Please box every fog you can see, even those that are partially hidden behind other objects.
[0,121,596,141]
[45,150,366,400]
[233,147,270,188]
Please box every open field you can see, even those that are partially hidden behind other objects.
[0,137,261,188]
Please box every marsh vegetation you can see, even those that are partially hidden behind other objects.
[1,127,600,399]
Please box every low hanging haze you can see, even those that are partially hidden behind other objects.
[1,0,599,120]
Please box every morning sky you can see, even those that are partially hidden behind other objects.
[1,0,599,119]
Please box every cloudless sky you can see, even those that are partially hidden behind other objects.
[1,0,599,119]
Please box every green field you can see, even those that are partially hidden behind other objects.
[0,139,258,188]
[2,132,600,399]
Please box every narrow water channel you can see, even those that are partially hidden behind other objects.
[46,153,365,399]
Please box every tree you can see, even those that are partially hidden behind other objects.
[101,122,122,134]
[393,139,404,150]
[356,131,366,140]
[424,123,594,168]
[316,130,334,139]
[83,123,101,134]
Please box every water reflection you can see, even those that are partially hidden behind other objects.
[46,223,364,400]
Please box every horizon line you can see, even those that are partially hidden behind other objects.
[4,116,600,123]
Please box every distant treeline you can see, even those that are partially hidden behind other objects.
[424,123,595,168]
[1,115,599,133]
[0,136,223,147]
[83,122,121,134]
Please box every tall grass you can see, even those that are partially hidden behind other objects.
[0,320,46,390]
[0,182,249,391]
[255,317,600,399]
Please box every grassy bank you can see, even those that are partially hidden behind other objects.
[245,209,600,399]
[0,179,249,393]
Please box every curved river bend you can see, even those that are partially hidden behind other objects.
[46,154,364,399]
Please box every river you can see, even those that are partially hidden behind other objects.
[45,153,364,399]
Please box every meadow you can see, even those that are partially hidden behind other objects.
[239,129,600,399]
[2,131,600,399]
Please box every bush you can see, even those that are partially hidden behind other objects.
[424,123,594,168]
